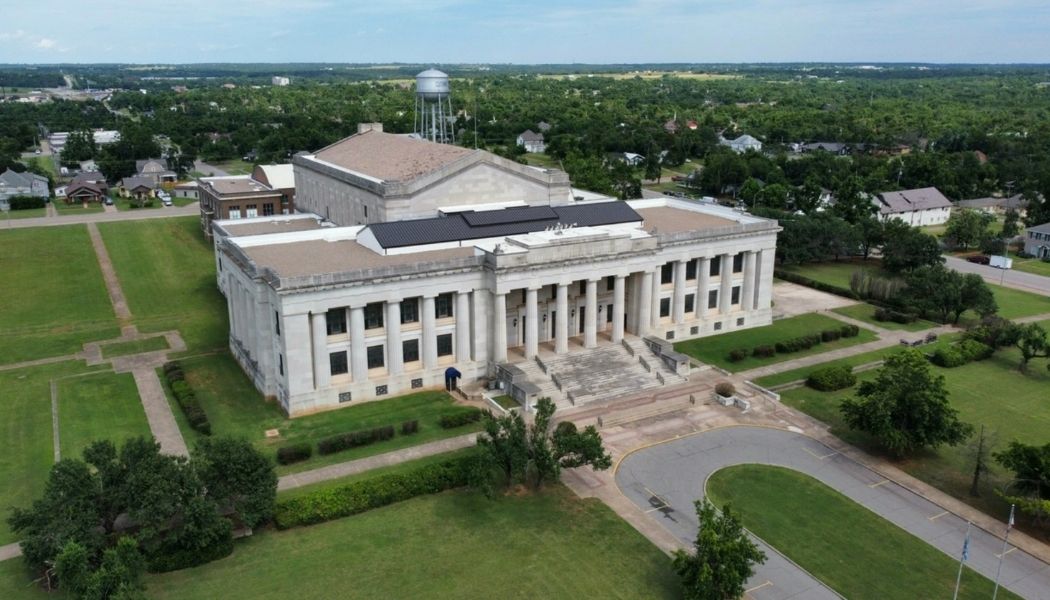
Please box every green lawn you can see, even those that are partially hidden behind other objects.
[52,201,104,216]
[0,225,120,364]
[987,284,1050,320]
[98,217,228,353]
[211,159,254,175]
[100,335,169,358]
[492,394,520,410]
[0,559,58,600]
[674,313,877,372]
[778,258,885,289]
[57,371,152,460]
[522,152,559,169]
[2,208,46,219]
[778,347,1050,526]
[166,353,483,475]
[1010,257,1050,277]
[148,486,680,600]
[114,195,162,212]
[831,302,938,332]
[708,465,1021,600]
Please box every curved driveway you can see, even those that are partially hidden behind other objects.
[615,426,1050,600]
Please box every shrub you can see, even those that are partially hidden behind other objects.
[274,455,477,528]
[874,308,916,324]
[776,334,822,354]
[839,324,860,338]
[438,409,483,429]
[751,345,775,358]
[165,368,185,383]
[162,361,182,376]
[167,376,211,436]
[931,347,967,368]
[316,425,396,456]
[806,365,857,391]
[958,339,994,362]
[714,382,735,398]
[727,348,749,362]
[401,420,419,435]
[821,329,841,342]
[148,534,234,573]
[8,195,46,210]
[276,443,313,465]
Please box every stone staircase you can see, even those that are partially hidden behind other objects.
[514,358,566,405]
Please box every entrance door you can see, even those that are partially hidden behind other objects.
[551,311,557,338]
[578,307,585,334]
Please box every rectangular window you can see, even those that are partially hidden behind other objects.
[660,263,673,284]
[686,260,698,280]
[685,294,695,313]
[366,344,385,369]
[400,298,419,324]
[274,311,281,336]
[246,204,258,218]
[606,275,615,291]
[708,289,718,309]
[326,308,347,335]
[710,256,721,276]
[435,293,454,319]
[364,205,368,219]
[329,351,348,376]
[606,303,613,323]
[402,339,420,363]
[659,297,671,317]
[228,206,241,219]
[731,286,741,305]
[262,203,274,216]
[733,253,744,273]
[364,302,384,329]
[278,354,284,376]
[436,333,453,357]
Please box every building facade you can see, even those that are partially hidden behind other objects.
[873,187,952,226]
[1024,223,1050,258]
[198,164,295,238]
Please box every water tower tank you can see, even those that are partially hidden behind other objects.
[416,69,450,101]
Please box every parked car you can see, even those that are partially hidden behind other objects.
[966,255,990,265]
[670,175,685,182]
[104,197,113,206]
[161,196,172,206]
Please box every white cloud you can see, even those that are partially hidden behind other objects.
[35,37,57,49]
[0,29,26,41]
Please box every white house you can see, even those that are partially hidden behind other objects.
[872,187,952,226]
[720,134,763,154]
[1023,222,1050,258]
[516,130,546,153]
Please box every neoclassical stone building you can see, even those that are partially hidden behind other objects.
[213,128,780,416]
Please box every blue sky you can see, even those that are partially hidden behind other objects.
[2,0,1049,64]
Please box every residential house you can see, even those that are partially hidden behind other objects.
[516,130,546,153]
[0,168,49,204]
[720,134,763,154]
[872,187,952,226]
[1023,222,1050,258]
[954,194,1028,217]
[606,152,645,166]
[536,121,551,132]
[65,182,107,205]
[272,76,291,86]
[119,176,157,201]
[134,158,177,185]
[173,181,199,200]
[198,164,296,238]
[800,142,850,155]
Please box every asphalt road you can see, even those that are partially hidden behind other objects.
[2,203,199,230]
[616,426,1050,600]
[945,255,1050,296]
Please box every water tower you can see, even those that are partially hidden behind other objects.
[414,68,455,144]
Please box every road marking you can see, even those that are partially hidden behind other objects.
[869,479,890,488]
[745,581,773,594]
[802,447,837,460]
[996,547,1016,559]
[928,511,949,521]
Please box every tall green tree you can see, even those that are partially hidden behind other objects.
[880,219,943,273]
[943,208,994,249]
[61,129,97,164]
[192,437,277,529]
[841,349,973,458]
[902,265,996,323]
[1013,323,1049,373]
[994,441,1050,499]
[55,537,146,600]
[830,176,877,224]
[1002,208,1021,239]
[672,499,766,600]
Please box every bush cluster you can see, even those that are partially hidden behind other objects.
[806,365,858,391]
[774,334,821,353]
[874,307,918,324]
[751,345,775,358]
[274,454,477,528]
[714,382,736,397]
[401,420,419,435]
[438,409,483,429]
[163,361,211,435]
[728,348,749,362]
[276,443,313,465]
[774,269,859,299]
[727,325,860,362]
[317,425,396,456]
[930,339,994,368]
[8,195,46,210]
[148,533,234,573]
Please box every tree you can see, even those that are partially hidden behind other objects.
[643,150,662,183]
[55,537,146,600]
[563,153,613,196]
[672,499,766,600]
[61,130,97,164]
[829,176,876,224]
[192,437,277,529]
[943,209,994,249]
[853,217,885,260]
[737,178,763,205]
[903,265,996,323]
[880,219,943,273]
[994,441,1050,499]
[610,160,642,200]
[1002,208,1021,239]
[840,349,973,458]
[967,425,993,497]
[1013,323,1049,372]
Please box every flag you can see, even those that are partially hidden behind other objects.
[961,530,970,562]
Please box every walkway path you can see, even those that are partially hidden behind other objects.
[0,542,21,562]
[946,255,1050,296]
[277,432,478,491]
[3,202,198,230]
[616,426,1050,600]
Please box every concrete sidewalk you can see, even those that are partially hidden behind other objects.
[3,203,198,229]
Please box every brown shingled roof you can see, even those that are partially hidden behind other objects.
[313,130,474,182]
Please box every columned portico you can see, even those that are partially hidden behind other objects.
[650,266,661,330]
[349,306,367,381]
[493,292,507,362]
[524,287,539,358]
[672,260,687,323]
[456,291,471,362]
[638,270,653,336]
[310,312,329,389]
[555,283,569,353]
[742,250,757,312]
[718,253,732,315]
[584,278,598,348]
[611,274,625,342]
[385,301,403,375]
[422,295,437,368]
[696,257,711,319]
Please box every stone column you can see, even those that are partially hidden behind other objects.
[493,292,507,363]
[471,291,488,362]
[584,279,598,348]
[742,250,757,312]
[637,271,653,336]
[672,260,687,323]
[753,249,766,310]
[456,291,471,362]
[310,311,329,389]
[719,253,732,314]
[555,283,569,354]
[385,301,403,375]
[422,295,437,369]
[612,274,625,343]
[227,284,241,343]
[650,266,662,330]
[524,287,539,358]
[241,283,256,358]
[349,306,367,381]
[696,257,711,319]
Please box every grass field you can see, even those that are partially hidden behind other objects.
[674,313,877,371]
[1010,257,1050,277]
[56,371,152,460]
[778,258,884,289]
[0,559,58,600]
[52,201,104,216]
[98,217,228,352]
[210,159,254,175]
[0,225,119,364]
[166,354,483,475]
[148,485,680,600]
[778,347,1050,525]
[2,208,46,219]
[707,466,1021,600]
[830,303,937,332]
[987,284,1050,320]
[114,196,162,212]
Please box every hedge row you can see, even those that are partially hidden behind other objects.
[8,195,46,210]
[274,454,477,528]
[276,443,312,465]
[162,361,211,435]
[874,307,918,324]
[774,269,860,300]
[277,419,423,465]
[930,339,994,368]
[727,325,860,363]
[439,409,483,429]
[806,365,857,391]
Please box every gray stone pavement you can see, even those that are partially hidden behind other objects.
[616,427,1050,600]
[946,255,1050,296]
[193,159,229,177]
[277,432,478,491]
[132,367,189,457]
[0,542,21,561]
[771,281,857,318]
[2,202,198,230]
[86,222,132,324]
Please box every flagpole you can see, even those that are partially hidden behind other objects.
[992,504,1015,600]
[952,521,971,600]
